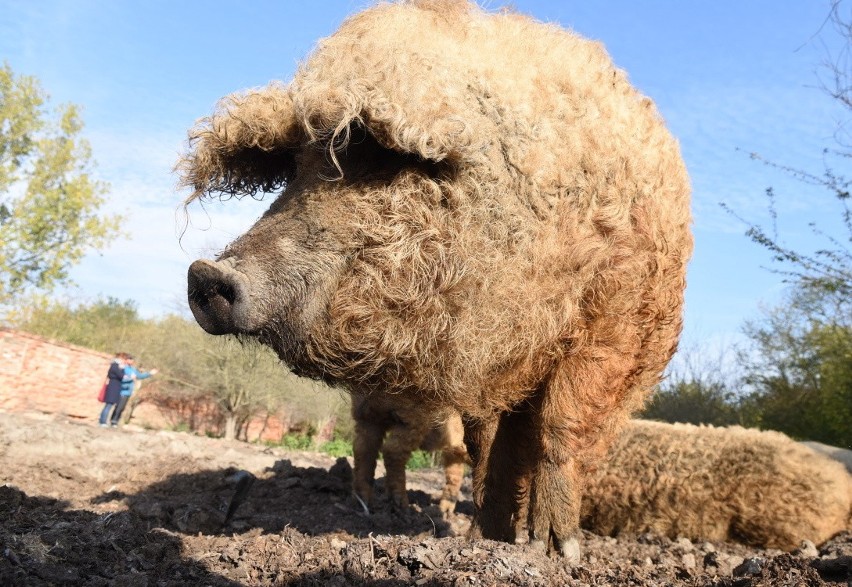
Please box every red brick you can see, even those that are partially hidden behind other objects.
[0,328,292,442]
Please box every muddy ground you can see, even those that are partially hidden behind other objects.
[0,411,849,586]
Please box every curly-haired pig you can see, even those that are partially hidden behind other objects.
[180,0,692,560]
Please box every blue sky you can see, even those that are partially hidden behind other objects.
[1,0,847,358]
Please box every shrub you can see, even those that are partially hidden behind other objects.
[319,438,353,458]
[277,434,315,451]
[406,450,439,470]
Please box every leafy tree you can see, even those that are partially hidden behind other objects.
[15,295,143,352]
[739,289,852,445]
[192,334,292,441]
[135,316,348,441]
[0,63,120,302]
[719,2,852,445]
[641,343,746,427]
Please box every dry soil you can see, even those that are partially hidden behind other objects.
[1,411,849,586]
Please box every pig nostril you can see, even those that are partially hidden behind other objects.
[189,281,236,309]
[214,282,236,305]
[186,259,246,334]
[189,282,237,310]
[188,286,205,308]
[187,259,246,335]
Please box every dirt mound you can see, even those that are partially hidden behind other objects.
[0,412,849,585]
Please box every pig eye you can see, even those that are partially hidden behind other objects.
[224,146,297,198]
[322,123,447,183]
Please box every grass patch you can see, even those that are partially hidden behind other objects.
[406,450,439,470]
[271,435,440,470]
[319,437,354,458]
[276,434,315,451]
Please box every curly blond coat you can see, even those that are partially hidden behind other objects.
[178,0,692,554]
[582,420,852,550]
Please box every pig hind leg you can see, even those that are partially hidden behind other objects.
[352,415,386,512]
[465,410,535,543]
[382,420,431,509]
[437,413,468,514]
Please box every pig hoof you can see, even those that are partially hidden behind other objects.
[529,535,580,562]
[559,537,581,564]
[467,522,484,539]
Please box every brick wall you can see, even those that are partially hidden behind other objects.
[0,328,112,418]
[0,328,293,441]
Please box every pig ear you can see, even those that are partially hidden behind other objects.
[291,72,488,168]
[177,83,302,202]
[360,103,485,167]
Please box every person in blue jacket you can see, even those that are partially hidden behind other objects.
[111,355,158,427]
[98,353,127,427]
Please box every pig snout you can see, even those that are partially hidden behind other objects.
[187,258,251,335]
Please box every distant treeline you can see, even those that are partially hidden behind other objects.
[642,285,852,447]
[11,289,851,448]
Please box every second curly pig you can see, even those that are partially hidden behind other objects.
[582,420,852,550]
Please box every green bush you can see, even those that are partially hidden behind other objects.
[319,438,353,458]
[277,434,315,451]
[406,450,439,470]
[740,293,852,445]
[641,379,743,427]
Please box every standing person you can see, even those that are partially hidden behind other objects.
[111,355,157,427]
[98,353,126,428]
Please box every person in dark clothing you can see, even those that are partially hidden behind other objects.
[98,353,127,427]
[111,355,157,426]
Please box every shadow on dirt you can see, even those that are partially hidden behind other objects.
[0,484,242,586]
[115,458,463,540]
[4,414,849,586]
[0,479,466,586]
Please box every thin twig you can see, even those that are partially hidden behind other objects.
[352,492,370,516]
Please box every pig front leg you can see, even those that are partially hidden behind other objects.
[464,410,534,543]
